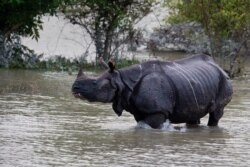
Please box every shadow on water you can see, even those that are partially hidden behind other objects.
[0,58,250,166]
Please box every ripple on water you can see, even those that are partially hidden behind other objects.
[0,70,250,167]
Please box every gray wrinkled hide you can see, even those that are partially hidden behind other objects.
[112,54,233,125]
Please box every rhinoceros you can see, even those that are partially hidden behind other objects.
[72,54,233,129]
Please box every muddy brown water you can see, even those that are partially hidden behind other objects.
[0,62,250,166]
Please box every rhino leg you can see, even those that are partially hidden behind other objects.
[207,107,224,126]
[133,112,166,129]
[207,79,232,126]
[143,113,166,129]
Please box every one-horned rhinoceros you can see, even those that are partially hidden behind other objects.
[72,54,233,129]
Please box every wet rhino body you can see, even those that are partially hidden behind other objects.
[72,54,233,129]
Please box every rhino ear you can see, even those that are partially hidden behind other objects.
[99,56,109,69]
[108,61,115,72]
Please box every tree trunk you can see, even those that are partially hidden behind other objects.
[94,24,114,62]
[228,38,247,77]
[0,31,7,67]
[103,28,113,61]
[95,29,104,57]
[94,19,105,60]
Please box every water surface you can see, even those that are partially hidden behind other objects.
[0,69,250,167]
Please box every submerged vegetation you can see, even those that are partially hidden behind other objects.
[1,51,140,74]
[41,56,140,73]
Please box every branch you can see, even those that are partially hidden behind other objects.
[67,16,95,40]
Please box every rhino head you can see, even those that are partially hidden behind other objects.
[72,59,142,116]
[72,62,118,103]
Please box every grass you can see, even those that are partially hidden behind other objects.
[0,55,140,75]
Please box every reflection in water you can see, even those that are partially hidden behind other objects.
[0,68,250,167]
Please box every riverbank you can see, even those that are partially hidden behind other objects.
[0,54,141,74]
[1,50,250,80]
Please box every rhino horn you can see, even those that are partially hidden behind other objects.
[76,61,85,78]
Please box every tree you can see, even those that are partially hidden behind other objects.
[165,0,250,77]
[61,0,155,61]
[0,0,63,67]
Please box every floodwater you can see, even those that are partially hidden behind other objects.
[0,67,250,167]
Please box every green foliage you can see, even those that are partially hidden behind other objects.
[165,0,250,77]
[0,0,65,69]
[63,0,153,30]
[165,0,250,39]
[0,0,63,39]
[0,34,41,68]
